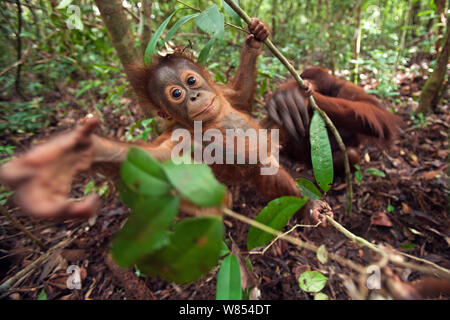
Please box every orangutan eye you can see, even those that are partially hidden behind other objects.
[172,89,182,98]
[187,76,196,86]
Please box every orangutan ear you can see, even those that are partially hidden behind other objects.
[125,65,158,113]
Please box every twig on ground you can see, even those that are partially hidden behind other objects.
[249,222,321,255]
[325,215,450,280]
[0,206,44,248]
[0,227,81,294]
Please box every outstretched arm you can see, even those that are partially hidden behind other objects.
[223,18,269,112]
[0,118,175,220]
[311,92,400,141]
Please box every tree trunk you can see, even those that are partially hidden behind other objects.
[411,0,421,38]
[272,0,277,38]
[325,0,335,74]
[394,0,413,73]
[418,23,450,113]
[94,0,163,127]
[434,0,448,53]
[352,1,363,83]
[140,0,153,55]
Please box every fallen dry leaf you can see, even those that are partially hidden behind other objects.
[401,203,411,214]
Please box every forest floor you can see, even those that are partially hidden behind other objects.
[0,70,449,300]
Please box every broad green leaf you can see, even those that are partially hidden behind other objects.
[195,4,224,38]
[222,0,242,28]
[162,159,226,207]
[56,0,73,9]
[247,196,307,250]
[298,271,328,293]
[365,168,386,178]
[216,253,242,300]
[387,204,395,212]
[316,244,328,264]
[314,292,329,300]
[310,111,334,192]
[120,148,171,196]
[126,148,167,181]
[163,13,199,45]
[144,9,185,65]
[137,217,224,283]
[195,4,225,64]
[111,194,180,267]
[296,177,322,200]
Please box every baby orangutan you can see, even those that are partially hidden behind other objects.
[0,18,332,226]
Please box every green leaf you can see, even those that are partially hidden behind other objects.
[387,204,395,213]
[120,148,171,196]
[417,9,434,17]
[126,148,167,180]
[195,4,224,38]
[163,13,199,45]
[111,194,180,267]
[98,184,109,198]
[144,10,184,65]
[161,158,226,207]
[0,191,13,206]
[134,265,146,278]
[400,243,416,251]
[365,168,386,178]
[316,244,328,264]
[75,82,93,98]
[220,241,230,257]
[298,271,328,293]
[259,78,268,96]
[245,256,253,271]
[216,253,242,300]
[222,0,242,27]
[314,292,329,300]
[247,196,307,250]
[354,165,363,185]
[83,180,95,195]
[195,4,225,64]
[198,37,217,64]
[37,289,47,300]
[310,111,334,193]
[296,177,322,200]
[137,217,224,283]
[56,0,73,9]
